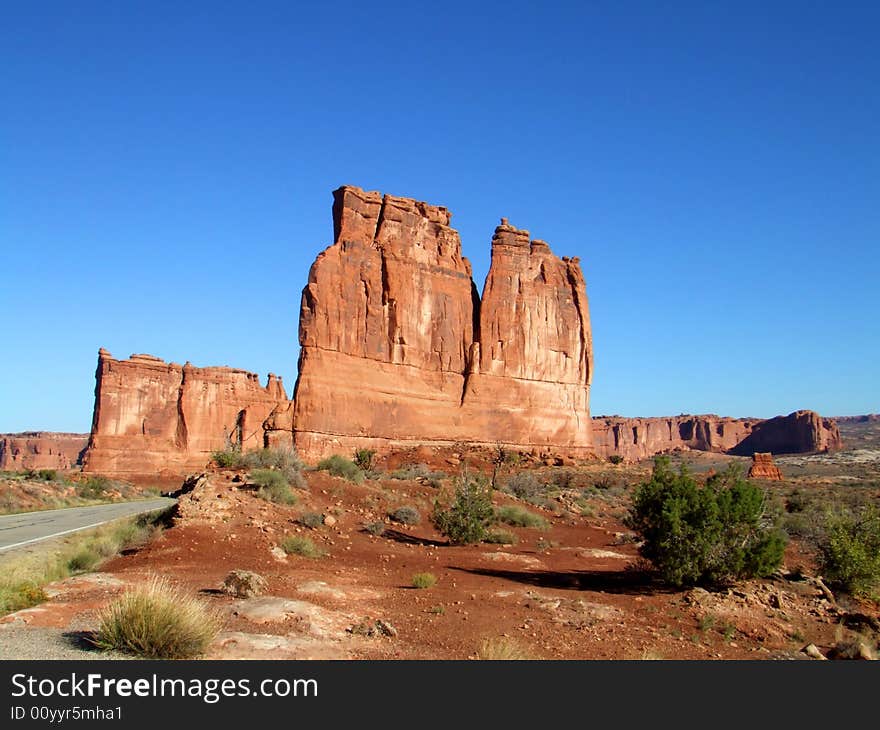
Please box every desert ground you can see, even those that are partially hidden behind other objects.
[0,417,877,661]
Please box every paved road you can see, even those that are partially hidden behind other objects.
[0,499,176,552]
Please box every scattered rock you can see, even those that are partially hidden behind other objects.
[375,619,398,637]
[222,569,267,599]
[802,643,827,660]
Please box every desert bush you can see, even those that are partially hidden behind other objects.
[354,449,376,471]
[317,455,365,484]
[411,572,437,589]
[627,457,786,587]
[211,447,245,469]
[76,475,115,500]
[93,576,221,658]
[548,468,574,491]
[495,505,549,530]
[242,447,306,488]
[431,475,495,545]
[389,505,421,525]
[594,475,617,491]
[817,505,880,597]
[477,637,535,660]
[249,469,297,505]
[36,469,58,482]
[484,529,517,545]
[280,535,325,558]
[504,472,543,500]
[608,454,624,465]
[0,581,47,614]
[363,521,386,537]
[297,512,324,529]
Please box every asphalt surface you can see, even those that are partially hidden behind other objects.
[0,498,176,552]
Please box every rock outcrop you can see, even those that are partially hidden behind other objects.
[729,410,842,456]
[0,432,88,471]
[591,415,758,460]
[81,350,291,476]
[291,186,593,460]
[747,452,783,480]
[592,411,840,460]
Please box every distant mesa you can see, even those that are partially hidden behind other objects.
[74,185,842,477]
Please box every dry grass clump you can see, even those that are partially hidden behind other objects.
[93,576,222,658]
[477,637,537,660]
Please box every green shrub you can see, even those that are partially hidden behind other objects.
[818,505,880,597]
[364,521,386,537]
[211,447,245,469]
[484,529,517,545]
[431,475,495,545]
[317,455,365,484]
[250,469,297,505]
[608,455,624,465]
[504,472,543,500]
[67,549,101,573]
[0,581,47,614]
[354,449,376,471]
[411,572,437,589]
[390,505,421,525]
[76,476,114,499]
[36,469,58,482]
[627,457,786,587]
[280,535,325,558]
[93,576,221,658]
[297,512,324,529]
[495,505,549,530]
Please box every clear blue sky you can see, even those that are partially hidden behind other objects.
[2,1,878,432]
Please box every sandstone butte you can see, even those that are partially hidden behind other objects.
[291,186,593,461]
[747,452,784,481]
[81,350,289,477]
[0,432,89,471]
[77,185,843,477]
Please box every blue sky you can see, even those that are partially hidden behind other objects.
[2,1,877,432]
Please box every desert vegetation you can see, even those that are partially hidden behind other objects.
[93,576,221,658]
[628,457,786,587]
[431,474,495,544]
[316,454,365,484]
[280,535,325,558]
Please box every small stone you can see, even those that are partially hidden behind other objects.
[375,620,398,637]
[222,570,268,599]
[802,644,826,660]
[323,514,337,527]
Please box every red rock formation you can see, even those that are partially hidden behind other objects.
[592,410,841,461]
[591,415,758,460]
[748,452,783,480]
[291,187,593,460]
[0,432,88,471]
[729,410,842,455]
[81,349,291,476]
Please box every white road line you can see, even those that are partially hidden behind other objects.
[0,519,118,552]
[0,502,171,553]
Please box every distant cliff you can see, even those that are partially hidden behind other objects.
[0,432,88,471]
